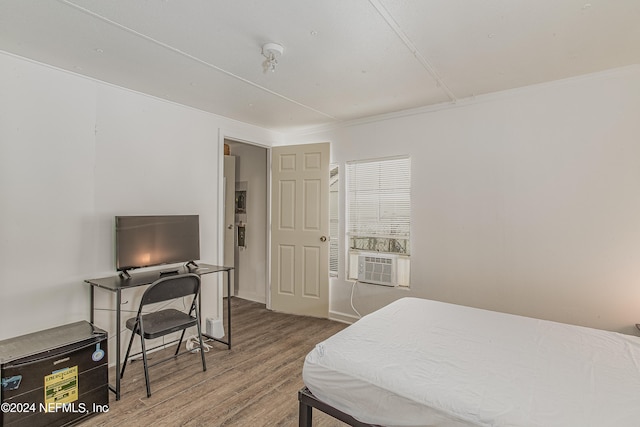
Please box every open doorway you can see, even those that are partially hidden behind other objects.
[223,139,269,303]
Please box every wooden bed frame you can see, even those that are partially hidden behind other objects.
[298,386,380,427]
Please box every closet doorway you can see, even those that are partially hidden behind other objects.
[223,139,268,303]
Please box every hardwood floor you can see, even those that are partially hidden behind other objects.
[79,297,349,426]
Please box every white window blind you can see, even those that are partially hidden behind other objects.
[347,156,411,255]
[329,165,339,276]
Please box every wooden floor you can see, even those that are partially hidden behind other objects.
[79,298,349,426]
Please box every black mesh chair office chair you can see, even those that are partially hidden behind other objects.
[120,273,207,397]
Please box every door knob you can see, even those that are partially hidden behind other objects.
[320,236,327,242]
[228,224,234,229]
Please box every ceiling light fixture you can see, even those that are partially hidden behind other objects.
[261,42,284,73]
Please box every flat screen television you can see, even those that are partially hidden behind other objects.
[115,215,200,272]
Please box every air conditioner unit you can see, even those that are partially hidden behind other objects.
[357,253,397,286]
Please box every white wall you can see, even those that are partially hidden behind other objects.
[3,48,640,347]
[291,65,640,334]
[0,52,281,360]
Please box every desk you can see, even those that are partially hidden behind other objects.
[85,263,233,401]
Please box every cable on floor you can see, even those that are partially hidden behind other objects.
[186,335,212,353]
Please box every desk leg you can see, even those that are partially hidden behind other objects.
[115,289,121,401]
[227,269,231,349]
[204,270,232,349]
[90,286,94,324]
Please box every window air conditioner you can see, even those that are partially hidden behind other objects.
[357,253,397,287]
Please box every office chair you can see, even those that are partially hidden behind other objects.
[120,273,207,397]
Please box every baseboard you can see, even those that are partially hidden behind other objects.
[108,338,175,368]
[235,290,266,304]
[329,310,359,324]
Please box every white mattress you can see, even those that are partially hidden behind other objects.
[303,297,640,427]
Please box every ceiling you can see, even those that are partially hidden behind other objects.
[1,0,639,134]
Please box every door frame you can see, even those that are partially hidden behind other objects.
[217,130,272,310]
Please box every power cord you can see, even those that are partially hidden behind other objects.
[350,281,362,319]
[186,335,212,353]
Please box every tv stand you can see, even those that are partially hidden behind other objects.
[185,260,199,268]
[119,269,132,280]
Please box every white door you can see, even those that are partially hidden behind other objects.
[270,142,329,317]
[223,155,236,297]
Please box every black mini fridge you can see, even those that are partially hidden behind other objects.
[1,321,108,427]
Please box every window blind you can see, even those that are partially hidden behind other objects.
[347,156,411,255]
[329,165,339,275]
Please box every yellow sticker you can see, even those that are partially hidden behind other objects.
[44,365,78,410]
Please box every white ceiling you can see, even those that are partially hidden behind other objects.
[1,0,639,133]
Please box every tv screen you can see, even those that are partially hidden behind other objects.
[115,215,200,271]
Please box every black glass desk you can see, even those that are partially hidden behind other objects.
[85,263,233,400]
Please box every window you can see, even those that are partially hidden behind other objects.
[329,165,339,276]
[346,156,411,286]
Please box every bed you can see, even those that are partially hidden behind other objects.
[300,297,640,427]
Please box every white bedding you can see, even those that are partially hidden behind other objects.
[303,297,640,427]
